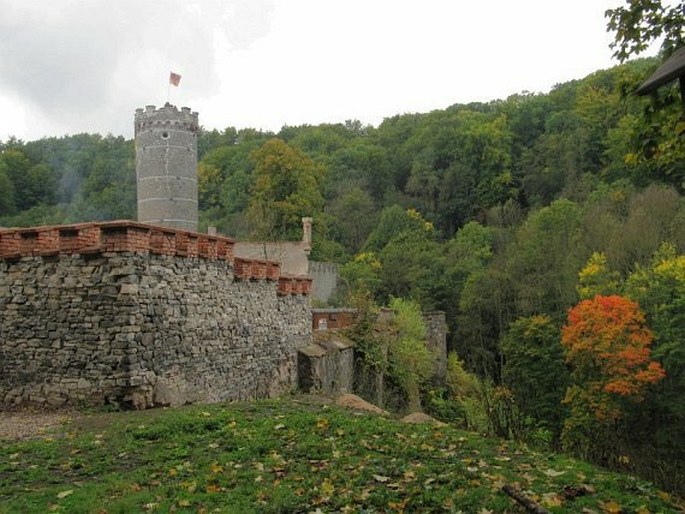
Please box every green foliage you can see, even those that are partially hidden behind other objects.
[339,252,382,299]
[501,315,569,436]
[0,161,16,215]
[583,184,682,273]
[385,297,435,410]
[577,252,621,299]
[326,186,378,252]
[623,244,685,484]
[606,0,685,61]
[425,353,489,432]
[247,138,326,240]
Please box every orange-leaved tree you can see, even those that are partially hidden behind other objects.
[560,295,665,455]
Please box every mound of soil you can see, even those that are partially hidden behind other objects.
[336,394,389,415]
[401,411,447,426]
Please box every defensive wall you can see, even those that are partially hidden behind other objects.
[0,221,312,409]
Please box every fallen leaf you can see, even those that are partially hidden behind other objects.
[320,478,335,496]
[600,500,622,513]
[57,490,74,499]
[403,470,416,481]
[542,492,563,507]
[543,468,566,477]
[182,480,197,493]
[373,474,390,483]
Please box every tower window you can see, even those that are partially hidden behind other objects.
[161,132,169,139]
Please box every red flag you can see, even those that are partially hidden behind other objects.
[169,72,181,87]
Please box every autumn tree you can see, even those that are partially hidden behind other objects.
[561,295,665,457]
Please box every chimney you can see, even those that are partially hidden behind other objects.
[302,217,313,254]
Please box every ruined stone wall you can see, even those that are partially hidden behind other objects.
[308,261,339,304]
[423,311,448,381]
[0,221,312,408]
[297,332,354,396]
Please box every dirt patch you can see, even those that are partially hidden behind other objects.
[401,411,447,426]
[336,394,389,415]
[0,410,79,441]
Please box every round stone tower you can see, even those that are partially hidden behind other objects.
[134,103,199,232]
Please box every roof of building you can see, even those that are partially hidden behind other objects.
[636,46,685,95]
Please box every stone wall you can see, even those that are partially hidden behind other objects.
[0,221,312,409]
[423,311,448,381]
[308,261,339,304]
[297,332,354,396]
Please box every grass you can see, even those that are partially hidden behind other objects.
[0,395,682,513]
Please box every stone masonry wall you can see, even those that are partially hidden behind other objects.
[0,221,312,408]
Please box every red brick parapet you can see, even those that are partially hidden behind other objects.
[277,276,313,296]
[0,220,312,295]
[0,221,236,261]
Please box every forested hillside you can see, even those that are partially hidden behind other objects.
[1,56,684,493]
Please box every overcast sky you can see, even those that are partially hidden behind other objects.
[0,0,653,142]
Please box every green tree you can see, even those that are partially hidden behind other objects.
[1,149,33,211]
[385,297,435,411]
[507,199,585,318]
[327,187,378,252]
[606,0,685,61]
[577,252,621,300]
[623,244,685,475]
[501,315,569,436]
[247,138,325,240]
[0,161,16,215]
[364,205,433,252]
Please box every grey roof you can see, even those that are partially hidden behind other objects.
[636,46,685,95]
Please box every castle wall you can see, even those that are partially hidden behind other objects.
[0,222,312,408]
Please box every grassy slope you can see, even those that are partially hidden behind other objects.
[0,396,682,513]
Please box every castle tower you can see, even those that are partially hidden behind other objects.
[134,103,199,232]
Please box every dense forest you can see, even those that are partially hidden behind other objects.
[2,52,684,492]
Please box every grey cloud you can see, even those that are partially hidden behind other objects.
[0,0,274,138]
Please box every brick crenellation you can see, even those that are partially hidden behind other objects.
[0,221,311,295]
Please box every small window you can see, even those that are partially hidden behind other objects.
[161,132,169,139]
